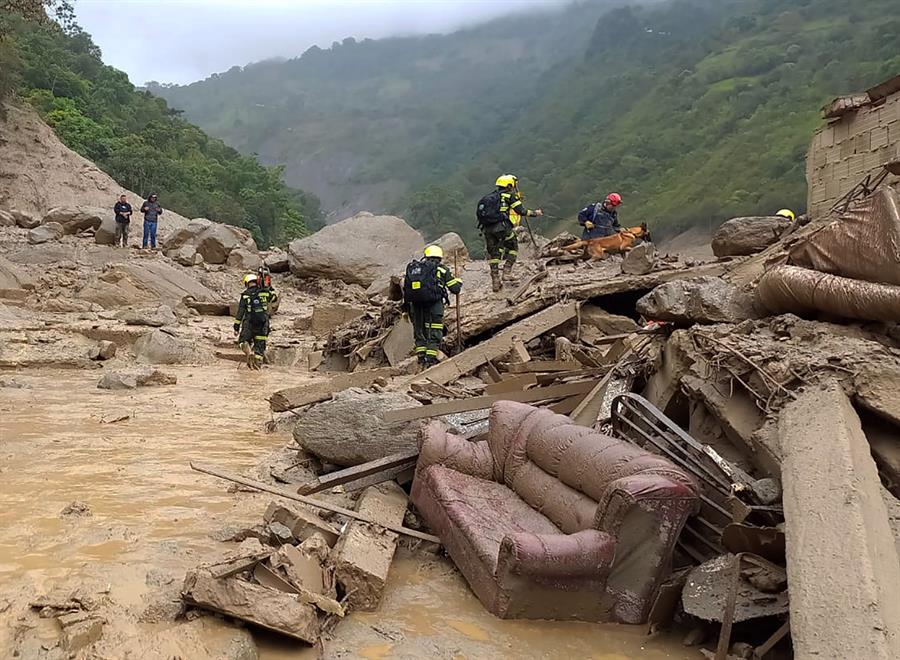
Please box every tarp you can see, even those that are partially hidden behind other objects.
[758,265,900,323]
[788,186,900,285]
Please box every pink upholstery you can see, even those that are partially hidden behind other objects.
[411,401,698,623]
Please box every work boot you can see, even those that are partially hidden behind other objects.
[502,261,517,283]
[491,269,503,292]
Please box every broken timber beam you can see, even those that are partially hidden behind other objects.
[270,366,399,412]
[296,450,419,495]
[484,373,537,394]
[383,379,598,423]
[394,301,578,388]
[190,462,440,544]
[779,384,900,660]
[506,359,581,373]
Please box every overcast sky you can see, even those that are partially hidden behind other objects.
[75,0,573,85]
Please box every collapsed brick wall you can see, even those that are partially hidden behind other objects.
[806,89,900,218]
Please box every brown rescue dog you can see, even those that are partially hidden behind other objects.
[561,222,651,260]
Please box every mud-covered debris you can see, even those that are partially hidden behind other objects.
[264,502,340,547]
[60,501,92,518]
[97,367,177,390]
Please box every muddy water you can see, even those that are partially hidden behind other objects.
[0,368,696,659]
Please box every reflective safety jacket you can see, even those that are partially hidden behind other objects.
[500,189,527,227]
[234,285,274,329]
[435,263,463,297]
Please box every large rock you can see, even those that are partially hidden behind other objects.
[42,206,104,234]
[10,209,40,229]
[94,216,118,245]
[226,247,261,271]
[28,222,64,244]
[292,388,423,466]
[711,216,791,258]
[195,223,257,265]
[636,276,755,324]
[433,232,468,261]
[263,249,290,273]
[77,261,218,309]
[163,218,213,251]
[294,302,367,334]
[133,329,212,364]
[579,304,638,334]
[0,209,15,227]
[288,213,424,286]
[0,255,36,291]
[97,366,177,390]
[117,304,178,327]
[170,245,203,267]
[621,242,657,275]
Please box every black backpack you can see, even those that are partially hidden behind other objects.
[248,288,268,323]
[403,259,443,304]
[475,189,503,225]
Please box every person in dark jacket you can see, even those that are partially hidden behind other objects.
[140,193,163,249]
[113,194,132,247]
[233,273,272,369]
[485,174,542,292]
[403,245,463,367]
[578,193,623,239]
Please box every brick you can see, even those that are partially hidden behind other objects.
[779,385,900,660]
[264,502,340,546]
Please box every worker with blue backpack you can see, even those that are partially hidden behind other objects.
[403,245,463,367]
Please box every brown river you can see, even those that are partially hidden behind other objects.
[0,367,697,659]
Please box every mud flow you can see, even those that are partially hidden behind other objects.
[0,367,693,659]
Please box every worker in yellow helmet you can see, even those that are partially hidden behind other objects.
[402,245,463,367]
[475,174,543,292]
[775,209,796,222]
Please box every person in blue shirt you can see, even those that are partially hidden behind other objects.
[578,193,623,239]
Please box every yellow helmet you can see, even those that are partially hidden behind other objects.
[775,209,796,221]
[424,245,443,259]
[243,273,258,285]
[495,174,518,188]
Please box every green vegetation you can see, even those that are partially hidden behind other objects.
[0,8,322,246]
[157,0,900,251]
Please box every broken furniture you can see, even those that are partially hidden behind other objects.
[411,401,699,623]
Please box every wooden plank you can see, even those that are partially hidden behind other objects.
[296,450,419,495]
[395,301,578,388]
[509,339,531,363]
[190,462,440,544]
[548,393,589,415]
[506,360,581,373]
[270,366,398,412]
[485,373,537,395]
[342,462,416,493]
[383,380,598,423]
[484,360,503,383]
[536,367,607,385]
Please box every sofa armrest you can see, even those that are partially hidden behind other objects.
[416,420,496,481]
[593,471,699,534]
[496,529,616,580]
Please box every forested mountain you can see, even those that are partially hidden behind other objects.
[0,6,322,246]
[157,0,898,249]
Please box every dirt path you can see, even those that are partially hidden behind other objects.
[0,367,696,659]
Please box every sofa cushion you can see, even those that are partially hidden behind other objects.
[422,465,560,572]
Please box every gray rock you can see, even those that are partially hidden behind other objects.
[42,206,104,234]
[117,304,178,327]
[0,209,15,227]
[87,340,117,361]
[263,249,290,273]
[292,388,423,466]
[28,222,64,244]
[433,232,468,261]
[711,216,792,258]
[163,217,213,251]
[10,209,41,229]
[195,223,257,264]
[636,276,756,324]
[170,245,203,266]
[133,328,212,365]
[97,367,177,390]
[226,247,261,270]
[621,242,657,275]
[94,215,118,245]
[579,304,639,334]
[288,212,424,286]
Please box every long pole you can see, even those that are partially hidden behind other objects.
[190,462,441,544]
[453,249,463,353]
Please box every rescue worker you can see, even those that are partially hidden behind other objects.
[256,264,279,315]
[477,174,543,292]
[233,273,272,369]
[403,245,463,367]
[578,193,622,239]
[775,209,795,221]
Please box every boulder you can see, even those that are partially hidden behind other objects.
[621,242,657,275]
[170,245,203,267]
[133,329,212,365]
[636,276,756,324]
[97,366,177,390]
[711,216,792,258]
[117,305,178,327]
[579,304,639,334]
[163,218,213,251]
[87,340,117,361]
[28,222,64,244]
[94,216,118,245]
[292,388,423,466]
[263,249,290,273]
[0,255,36,291]
[288,213,424,286]
[0,209,15,227]
[226,247,261,270]
[9,209,40,229]
[195,223,257,264]
[295,302,367,334]
[77,261,218,309]
[433,232,468,261]
[42,206,104,234]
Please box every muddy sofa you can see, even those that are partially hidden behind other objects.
[411,401,698,623]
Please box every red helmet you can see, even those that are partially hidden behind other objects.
[605,193,622,207]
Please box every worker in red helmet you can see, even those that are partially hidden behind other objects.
[578,193,622,239]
